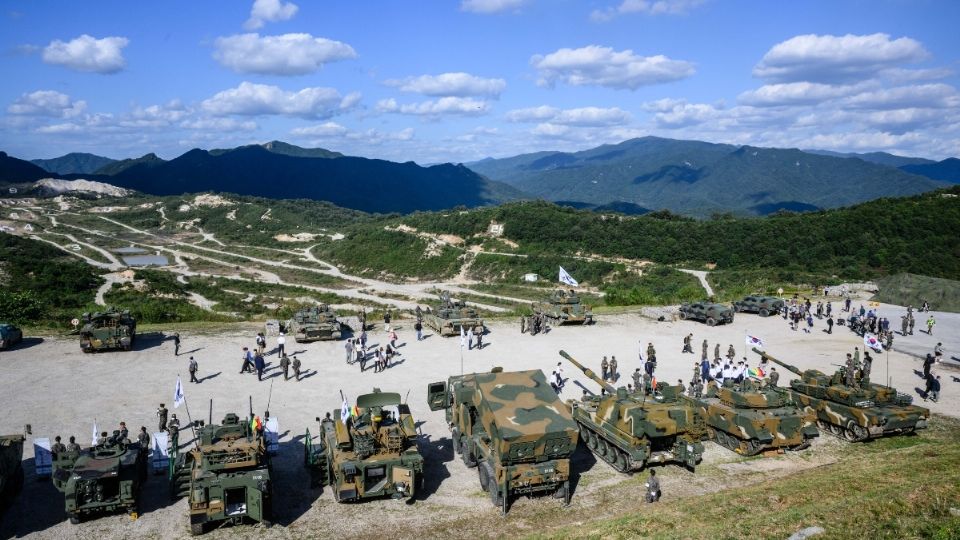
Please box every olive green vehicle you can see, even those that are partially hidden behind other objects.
[423,291,484,337]
[287,305,343,343]
[561,351,705,472]
[304,389,423,502]
[427,368,578,513]
[732,295,784,317]
[754,348,929,441]
[532,290,593,325]
[52,430,146,523]
[169,412,273,535]
[0,427,28,509]
[683,380,818,455]
[77,308,136,352]
[678,301,734,326]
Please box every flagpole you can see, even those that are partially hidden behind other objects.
[176,373,198,449]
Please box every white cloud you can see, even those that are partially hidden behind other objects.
[290,121,349,137]
[505,105,630,126]
[738,82,872,107]
[532,45,694,90]
[375,96,490,117]
[505,105,560,122]
[201,82,359,118]
[642,98,721,128]
[213,33,356,76]
[244,0,298,30]
[531,123,571,138]
[7,90,86,118]
[181,118,258,132]
[841,83,960,110]
[460,0,527,14]
[386,72,506,98]
[754,33,929,84]
[591,0,705,22]
[42,34,128,74]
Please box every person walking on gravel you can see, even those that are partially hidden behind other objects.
[276,333,286,357]
[926,316,936,335]
[188,356,198,383]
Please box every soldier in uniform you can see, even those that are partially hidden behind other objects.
[632,368,642,390]
[280,353,291,380]
[682,334,693,354]
[137,427,150,450]
[51,436,66,456]
[727,344,736,361]
[157,403,168,433]
[520,316,526,334]
[691,362,700,386]
[601,356,609,381]
[173,333,181,356]
[96,431,109,446]
[647,342,656,363]
[693,377,703,398]
[701,339,708,358]
[844,354,856,386]
[908,315,915,335]
[713,343,721,361]
[645,469,661,503]
[767,367,779,387]
[168,414,180,436]
[66,436,81,453]
[609,356,618,382]
[642,371,652,395]
[118,422,129,442]
[292,356,302,381]
[861,352,873,386]
[189,356,199,383]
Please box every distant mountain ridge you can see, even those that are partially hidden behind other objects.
[31,152,116,175]
[0,151,52,185]
[804,149,934,168]
[900,158,960,183]
[467,137,948,217]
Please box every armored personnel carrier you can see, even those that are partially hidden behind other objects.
[305,389,423,502]
[683,380,818,455]
[170,412,273,535]
[678,301,734,326]
[0,427,28,508]
[288,305,342,343]
[532,289,593,325]
[732,295,784,317]
[561,351,705,472]
[423,291,484,337]
[427,368,578,514]
[78,308,136,352]
[754,349,929,441]
[52,429,146,523]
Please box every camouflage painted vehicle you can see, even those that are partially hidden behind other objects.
[0,323,23,350]
[427,368,578,513]
[52,430,146,523]
[305,389,423,502]
[0,427,28,508]
[532,290,593,325]
[287,305,343,343]
[678,301,734,326]
[754,349,929,441]
[423,291,484,337]
[732,295,784,317]
[682,380,818,455]
[561,351,705,472]
[77,308,136,352]
[170,412,273,535]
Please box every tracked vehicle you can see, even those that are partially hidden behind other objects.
[423,291,484,337]
[78,308,136,352]
[754,349,929,441]
[288,305,342,342]
[561,351,705,472]
[532,290,593,325]
[427,368,578,513]
[305,389,423,502]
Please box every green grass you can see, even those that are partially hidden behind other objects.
[602,266,704,306]
[708,269,842,302]
[872,273,960,313]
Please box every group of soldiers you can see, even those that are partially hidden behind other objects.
[344,330,401,373]
[521,312,549,335]
[241,332,303,381]
[50,421,152,457]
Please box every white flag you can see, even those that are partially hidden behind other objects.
[460,325,466,348]
[91,421,99,446]
[745,335,764,349]
[173,376,185,409]
[340,398,350,423]
[559,266,579,287]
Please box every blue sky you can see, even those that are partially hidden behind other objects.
[2,0,958,163]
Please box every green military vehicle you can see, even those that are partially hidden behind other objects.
[732,295,784,317]
[754,349,929,441]
[288,304,343,343]
[0,427,28,508]
[52,429,146,523]
[531,289,593,325]
[683,380,818,455]
[170,412,273,535]
[427,368,578,513]
[77,308,136,352]
[423,291,484,337]
[0,323,23,350]
[561,351,705,472]
[678,301,734,326]
[305,389,423,502]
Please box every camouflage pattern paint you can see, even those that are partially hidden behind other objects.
[288,305,342,342]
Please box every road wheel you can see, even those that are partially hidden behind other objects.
[462,440,477,468]
[69,516,81,525]
[759,308,770,317]
[706,317,717,327]
[478,463,490,491]
[615,450,630,473]
[452,429,461,455]
[678,311,688,320]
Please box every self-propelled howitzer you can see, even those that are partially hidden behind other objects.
[752,348,929,441]
[560,351,705,472]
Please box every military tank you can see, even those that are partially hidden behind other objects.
[678,301,734,326]
[754,348,929,441]
[77,308,136,352]
[52,429,146,523]
[560,351,705,472]
[682,379,818,455]
[169,410,273,535]
[305,389,423,502]
[287,305,342,343]
[532,290,593,325]
[0,426,29,509]
[423,291,484,337]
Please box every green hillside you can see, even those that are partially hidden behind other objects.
[872,273,960,313]
[31,152,116,175]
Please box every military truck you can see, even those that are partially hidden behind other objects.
[561,351,705,472]
[732,295,784,317]
[0,427,28,508]
[423,291,484,337]
[170,412,273,535]
[427,368,578,513]
[287,305,343,343]
[305,389,423,502]
[754,349,929,441]
[531,289,593,325]
[0,323,23,350]
[682,380,818,455]
[52,429,146,523]
[678,301,734,326]
[77,308,136,352]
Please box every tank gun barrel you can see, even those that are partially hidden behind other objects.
[752,348,803,376]
[559,350,616,394]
